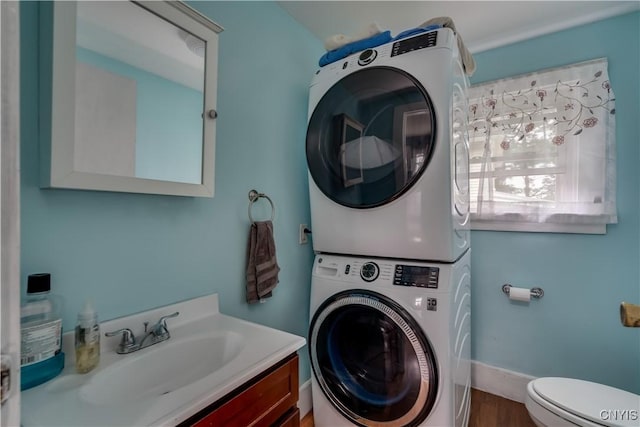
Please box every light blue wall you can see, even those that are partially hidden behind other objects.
[469,12,640,394]
[20,0,322,385]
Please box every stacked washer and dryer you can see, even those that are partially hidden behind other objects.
[305,27,472,427]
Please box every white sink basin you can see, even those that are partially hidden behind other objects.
[80,331,245,405]
[21,294,306,427]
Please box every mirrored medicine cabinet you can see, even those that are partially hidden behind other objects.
[40,1,223,197]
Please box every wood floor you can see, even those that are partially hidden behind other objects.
[468,389,536,427]
[300,388,536,427]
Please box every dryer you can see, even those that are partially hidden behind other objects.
[306,27,470,262]
[308,251,471,427]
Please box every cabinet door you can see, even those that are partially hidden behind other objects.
[190,354,299,427]
[43,1,222,197]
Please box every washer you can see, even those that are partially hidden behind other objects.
[309,250,471,427]
[306,27,470,262]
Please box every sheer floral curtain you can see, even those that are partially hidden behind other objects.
[467,58,617,232]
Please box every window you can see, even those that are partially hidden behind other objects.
[467,58,617,234]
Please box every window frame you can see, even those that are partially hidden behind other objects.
[467,59,616,234]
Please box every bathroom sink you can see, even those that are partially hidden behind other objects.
[21,294,306,427]
[80,331,245,405]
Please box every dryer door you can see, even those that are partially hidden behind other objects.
[306,67,436,208]
[309,290,439,426]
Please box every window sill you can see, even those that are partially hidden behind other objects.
[471,220,606,234]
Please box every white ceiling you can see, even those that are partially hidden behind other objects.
[277,1,639,53]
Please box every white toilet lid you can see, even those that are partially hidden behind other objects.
[532,377,640,427]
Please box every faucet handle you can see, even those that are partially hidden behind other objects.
[158,311,179,329]
[105,328,137,353]
[151,312,179,339]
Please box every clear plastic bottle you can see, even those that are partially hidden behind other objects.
[20,273,65,390]
[74,300,100,374]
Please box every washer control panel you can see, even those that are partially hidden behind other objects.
[360,262,379,282]
[394,265,439,288]
[324,257,442,289]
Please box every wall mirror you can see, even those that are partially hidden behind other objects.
[40,1,223,197]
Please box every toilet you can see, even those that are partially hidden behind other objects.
[525,377,640,427]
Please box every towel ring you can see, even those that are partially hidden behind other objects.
[248,189,275,224]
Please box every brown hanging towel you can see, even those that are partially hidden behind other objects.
[245,220,280,303]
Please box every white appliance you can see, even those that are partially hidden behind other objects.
[525,378,640,427]
[306,27,470,262]
[308,251,471,427]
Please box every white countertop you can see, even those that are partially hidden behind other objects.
[21,294,306,426]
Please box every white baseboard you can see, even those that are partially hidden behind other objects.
[471,360,536,403]
[298,379,313,419]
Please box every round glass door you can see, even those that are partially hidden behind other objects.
[309,291,438,426]
[306,67,436,208]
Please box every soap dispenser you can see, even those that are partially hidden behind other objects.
[75,300,100,374]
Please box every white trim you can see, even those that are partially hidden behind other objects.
[298,379,313,419]
[471,360,536,404]
[472,221,606,235]
[159,0,223,33]
[468,3,640,53]
[1,1,22,425]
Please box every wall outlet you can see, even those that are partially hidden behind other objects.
[299,224,309,245]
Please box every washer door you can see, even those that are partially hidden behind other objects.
[306,67,436,209]
[309,290,439,426]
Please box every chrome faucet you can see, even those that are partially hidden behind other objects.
[105,311,179,354]
[138,312,179,348]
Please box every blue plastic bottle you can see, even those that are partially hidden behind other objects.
[20,273,65,390]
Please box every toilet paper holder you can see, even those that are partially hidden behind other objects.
[502,284,544,299]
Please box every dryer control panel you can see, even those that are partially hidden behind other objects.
[391,31,438,57]
[394,265,439,288]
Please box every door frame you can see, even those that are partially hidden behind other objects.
[1,1,22,425]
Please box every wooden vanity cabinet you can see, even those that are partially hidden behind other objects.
[179,353,300,427]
